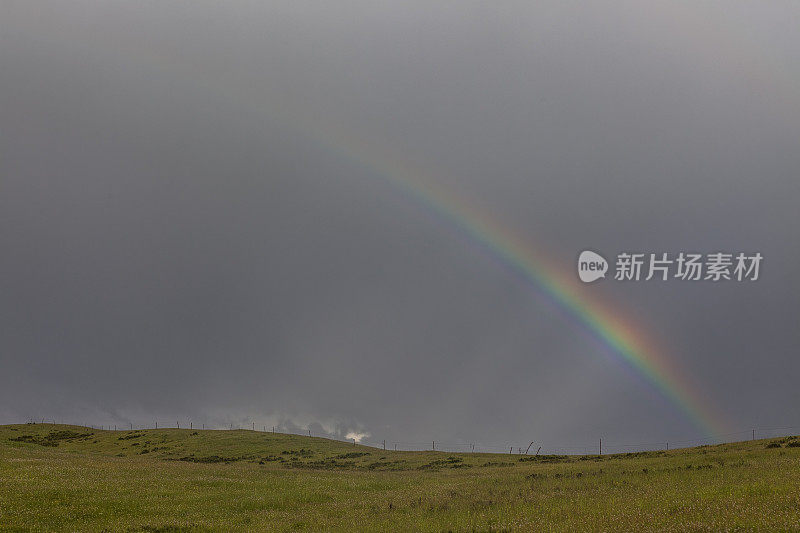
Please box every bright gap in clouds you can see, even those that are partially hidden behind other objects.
[345,432,369,443]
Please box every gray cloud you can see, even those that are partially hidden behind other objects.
[2,1,799,450]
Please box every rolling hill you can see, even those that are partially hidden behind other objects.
[1,423,798,531]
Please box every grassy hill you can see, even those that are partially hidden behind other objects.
[1,424,799,531]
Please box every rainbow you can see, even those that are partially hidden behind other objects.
[295,119,731,438]
[102,8,741,437]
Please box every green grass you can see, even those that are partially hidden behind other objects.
[1,424,799,531]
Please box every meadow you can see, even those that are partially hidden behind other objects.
[1,423,799,531]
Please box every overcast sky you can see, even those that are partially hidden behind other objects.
[2,1,799,452]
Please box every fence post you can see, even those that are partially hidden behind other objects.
[599,438,602,456]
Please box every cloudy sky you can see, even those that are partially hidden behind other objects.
[2,1,799,452]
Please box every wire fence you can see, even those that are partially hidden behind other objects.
[18,418,800,456]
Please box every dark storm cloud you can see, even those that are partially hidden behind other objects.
[2,1,799,449]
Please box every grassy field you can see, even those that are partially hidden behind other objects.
[1,424,799,531]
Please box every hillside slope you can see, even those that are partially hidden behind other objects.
[1,424,799,531]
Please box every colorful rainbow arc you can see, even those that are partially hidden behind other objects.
[299,123,730,438]
[118,19,738,437]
